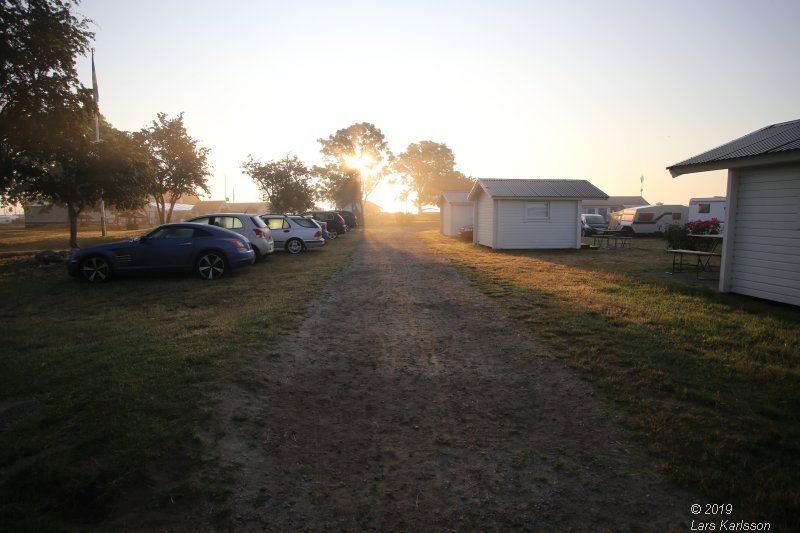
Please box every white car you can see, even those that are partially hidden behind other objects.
[260,215,325,254]
[186,213,275,260]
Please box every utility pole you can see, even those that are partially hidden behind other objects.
[92,49,107,236]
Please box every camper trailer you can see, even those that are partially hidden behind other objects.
[608,204,688,234]
[689,196,726,225]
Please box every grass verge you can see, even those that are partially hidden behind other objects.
[0,227,362,531]
[419,230,800,528]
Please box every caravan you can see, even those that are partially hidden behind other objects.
[689,196,726,225]
[608,204,688,234]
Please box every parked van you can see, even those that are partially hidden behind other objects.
[689,196,726,225]
[608,204,688,234]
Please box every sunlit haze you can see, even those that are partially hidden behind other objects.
[75,0,800,211]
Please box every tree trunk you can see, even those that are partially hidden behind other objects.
[67,202,82,249]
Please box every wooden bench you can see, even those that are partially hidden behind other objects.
[668,249,721,277]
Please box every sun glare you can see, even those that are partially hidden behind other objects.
[344,153,376,176]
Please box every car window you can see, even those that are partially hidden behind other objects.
[191,217,210,225]
[193,228,213,237]
[149,227,194,239]
[265,218,288,230]
[217,216,243,230]
[291,217,317,228]
[251,216,268,228]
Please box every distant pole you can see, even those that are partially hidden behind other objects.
[92,49,107,236]
[640,175,644,197]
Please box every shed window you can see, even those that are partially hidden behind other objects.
[525,202,549,220]
[698,203,711,214]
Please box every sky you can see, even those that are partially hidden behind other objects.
[74,0,800,211]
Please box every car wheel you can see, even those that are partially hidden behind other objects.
[286,238,304,254]
[80,255,111,282]
[196,251,227,280]
[328,230,338,239]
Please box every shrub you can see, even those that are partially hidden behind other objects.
[684,218,721,235]
[664,223,691,249]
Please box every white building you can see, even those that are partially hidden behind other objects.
[467,178,608,249]
[438,191,473,236]
[668,119,800,306]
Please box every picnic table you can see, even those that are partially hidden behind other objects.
[688,234,723,253]
[667,235,723,279]
[592,232,632,249]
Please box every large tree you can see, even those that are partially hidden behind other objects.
[317,122,393,227]
[312,165,360,210]
[393,140,474,213]
[1,1,152,247]
[242,154,315,214]
[137,112,210,223]
[1,0,93,198]
[7,104,151,247]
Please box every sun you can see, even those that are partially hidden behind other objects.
[344,154,376,177]
[369,180,411,213]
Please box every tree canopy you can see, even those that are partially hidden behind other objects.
[242,154,315,214]
[137,112,210,223]
[393,140,473,213]
[317,122,393,225]
[1,1,152,247]
[1,0,95,194]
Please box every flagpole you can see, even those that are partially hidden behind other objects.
[92,48,107,236]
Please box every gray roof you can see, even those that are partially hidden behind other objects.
[469,179,608,201]
[668,119,800,177]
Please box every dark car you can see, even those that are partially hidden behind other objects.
[67,223,255,282]
[580,214,609,236]
[332,210,358,229]
[302,211,348,237]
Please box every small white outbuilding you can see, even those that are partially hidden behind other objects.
[668,118,800,306]
[439,191,473,236]
[468,178,608,249]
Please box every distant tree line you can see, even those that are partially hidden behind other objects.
[1,0,474,246]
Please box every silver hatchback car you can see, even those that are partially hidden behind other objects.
[186,213,275,260]
[260,214,325,254]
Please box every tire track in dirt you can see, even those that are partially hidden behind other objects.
[201,227,696,531]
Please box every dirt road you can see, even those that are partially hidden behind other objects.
[200,227,695,531]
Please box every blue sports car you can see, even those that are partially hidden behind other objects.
[67,223,256,282]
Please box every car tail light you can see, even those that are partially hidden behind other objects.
[229,239,247,250]
[314,230,321,238]
[254,228,267,238]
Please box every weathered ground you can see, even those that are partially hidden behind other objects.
[188,227,696,531]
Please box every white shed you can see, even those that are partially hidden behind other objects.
[439,191,473,236]
[668,119,800,306]
[467,178,608,249]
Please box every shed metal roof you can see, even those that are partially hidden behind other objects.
[468,178,608,201]
[668,119,800,177]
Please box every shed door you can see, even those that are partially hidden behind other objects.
[730,166,800,306]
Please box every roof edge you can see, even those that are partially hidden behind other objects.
[668,151,800,177]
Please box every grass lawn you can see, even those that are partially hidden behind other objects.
[0,226,363,531]
[418,231,800,528]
